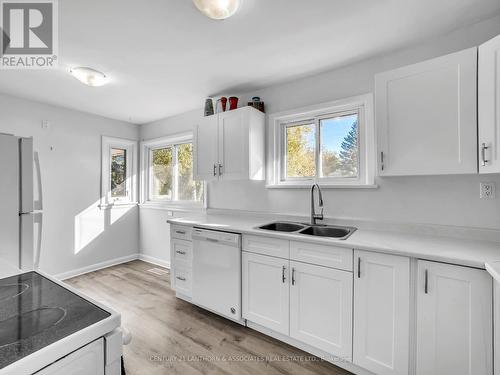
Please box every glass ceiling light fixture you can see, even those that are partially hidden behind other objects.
[69,67,108,87]
[193,0,240,20]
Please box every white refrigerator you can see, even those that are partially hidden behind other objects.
[0,133,43,274]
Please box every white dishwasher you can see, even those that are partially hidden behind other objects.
[192,228,242,323]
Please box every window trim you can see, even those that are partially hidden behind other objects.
[101,136,138,207]
[140,132,206,209]
[267,94,376,188]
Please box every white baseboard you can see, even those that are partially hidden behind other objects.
[138,254,170,269]
[54,254,139,280]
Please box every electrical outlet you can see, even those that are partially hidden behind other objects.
[480,182,495,199]
[41,120,50,130]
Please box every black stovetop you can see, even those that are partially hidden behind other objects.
[0,271,110,369]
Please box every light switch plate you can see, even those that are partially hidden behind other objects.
[480,182,495,199]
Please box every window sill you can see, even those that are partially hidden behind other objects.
[99,202,138,210]
[265,183,378,189]
[139,202,205,212]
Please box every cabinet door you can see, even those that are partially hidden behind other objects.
[36,339,104,375]
[416,261,493,375]
[193,115,218,181]
[290,261,352,360]
[479,34,500,173]
[218,108,249,180]
[242,251,289,335]
[376,48,477,176]
[353,251,410,375]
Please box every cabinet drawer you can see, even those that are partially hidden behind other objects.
[171,225,192,241]
[173,265,192,297]
[290,241,353,271]
[243,235,289,258]
[172,239,192,263]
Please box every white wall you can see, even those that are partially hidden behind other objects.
[138,15,500,264]
[0,93,140,276]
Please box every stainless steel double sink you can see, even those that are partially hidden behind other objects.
[257,221,356,240]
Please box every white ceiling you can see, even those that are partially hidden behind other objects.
[1,0,500,124]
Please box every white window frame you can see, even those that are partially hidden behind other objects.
[140,132,205,208]
[267,94,376,188]
[100,136,138,207]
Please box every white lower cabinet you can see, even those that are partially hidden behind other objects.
[290,261,353,360]
[416,261,493,375]
[170,225,193,300]
[353,250,410,375]
[36,339,104,375]
[242,251,290,335]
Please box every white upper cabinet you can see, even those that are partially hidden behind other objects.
[193,114,218,181]
[353,250,410,375]
[289,261,353,361]
[416,261,493,375]
[375,48,478,176]
[193,106,265,181]
[479,34,500,173]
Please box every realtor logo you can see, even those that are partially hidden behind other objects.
[0,0,58,68]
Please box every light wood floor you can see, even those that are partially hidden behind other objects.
[66,260,353,375]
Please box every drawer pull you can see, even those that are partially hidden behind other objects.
[175,230,186,235]
[176,276,186,281]
[176,250,186,255]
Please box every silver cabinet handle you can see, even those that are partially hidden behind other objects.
[176,276,186,281]
[357,257,361,278]
[380,151,385,171]
[282,266,286,283]
[481,143,489,166]
[213,163,217,176]
[218,163,223,176]
[175,230,186,235]
[291,268,296,285]
[424,269,429,294]
[175,250,186,255]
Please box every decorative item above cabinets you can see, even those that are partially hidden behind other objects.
[193,106,265,181]
[478,34,500,174]
[375,47,478,176]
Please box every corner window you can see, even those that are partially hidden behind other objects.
[111,148,127,198]
[269,94,375,188]
[101,137,137,206]
[141,133,204,206]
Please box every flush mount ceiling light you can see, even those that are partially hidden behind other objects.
[69,67,108,87]
[193,0,240,20]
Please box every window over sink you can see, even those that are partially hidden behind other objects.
[268,94,375,188]
[141,133,204,207]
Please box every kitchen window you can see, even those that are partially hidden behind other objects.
[268,94,375,188]
[141,133,204,207]
[101,136,138,206]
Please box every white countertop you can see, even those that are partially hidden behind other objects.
[168,214,500,269]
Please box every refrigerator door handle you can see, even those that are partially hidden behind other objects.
[34,151,43,211]
[33,212,43,270]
